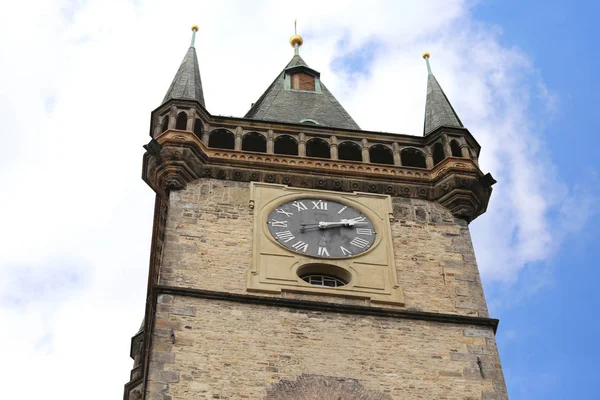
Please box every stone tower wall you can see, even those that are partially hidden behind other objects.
[143,178,507,399]
[160,178,489,317]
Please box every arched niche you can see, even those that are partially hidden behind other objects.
[274,135,298,156]
[208,129,235,150]
[401,148,427,168]
[338,141,362,161]
[450,139,462,157]
[369,144,394,165]
[193,118,203,137]
[175,112,187,130]
[306,138,330,159]
[242,132,267,153]
[432,142,445,166]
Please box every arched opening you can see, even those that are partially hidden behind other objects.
[306,138,330,159]
[161,116,169,132]
[242,132,267,153]
[208,129,234,149]
[432,142,445,165]
[401,148,427,168]
[297,264,351,287]
[175,112,187,130]
[450,139,462,157]
[338,141,362,161]
[369,144,394,165]
[193,118,203,138]
[274,135,298,156]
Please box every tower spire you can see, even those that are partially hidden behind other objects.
[162,25,206,107]
[422,52,463,135]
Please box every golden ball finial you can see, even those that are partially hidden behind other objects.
[290,34,303,48]
[422,51,431,59]
[191,24,199,32]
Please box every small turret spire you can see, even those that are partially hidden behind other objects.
[162,25,205,107]
[422,52,463,135]
[290,20,303,56]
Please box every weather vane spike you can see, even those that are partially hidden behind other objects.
[422,52,432,75]
[289,19,303,55]
[191,24,199,48]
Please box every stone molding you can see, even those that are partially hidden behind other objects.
[153,285,500,332]
[143,130,494,222]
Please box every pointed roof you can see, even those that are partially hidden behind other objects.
[162,27,205,107]
[423,53,463,135]
[244,54,360,130]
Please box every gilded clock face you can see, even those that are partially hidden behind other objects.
[267,198,376,258]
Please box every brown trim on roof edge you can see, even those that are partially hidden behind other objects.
[154,285,500,333]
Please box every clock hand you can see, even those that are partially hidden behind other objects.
[318,220,369,229]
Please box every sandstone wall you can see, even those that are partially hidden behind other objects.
[160,178,488,317]
[148,295,506,399]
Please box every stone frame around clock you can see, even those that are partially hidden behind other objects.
[248,182,404,305]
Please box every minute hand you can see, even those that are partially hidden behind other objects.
[318,220,368,229]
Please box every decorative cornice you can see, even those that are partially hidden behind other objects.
[142,130,494,221]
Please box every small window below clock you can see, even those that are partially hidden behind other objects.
[302,274,347,287]
[297,264,351,288]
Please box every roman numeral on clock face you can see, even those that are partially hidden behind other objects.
[312,200,327,210]
[292,241,309,252]
[356,228,372,236]
[292,201,308,211]
[270,220,288,228]
[340,246,352,256]
[275,230,295,243]
[318,247,330,257]
[276,208,293,217]
[350,237,370,249]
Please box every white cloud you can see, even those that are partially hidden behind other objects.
[0,0,593,398]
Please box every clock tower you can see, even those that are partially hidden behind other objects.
[124,27,508,399]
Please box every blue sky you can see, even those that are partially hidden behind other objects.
[472,1,600,398]
[0,1,598,399]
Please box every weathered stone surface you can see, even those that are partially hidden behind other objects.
[158,179,490,317]
[136,177,506,399]
[146,297,506,399]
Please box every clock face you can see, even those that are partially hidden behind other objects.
[267,198,376,258]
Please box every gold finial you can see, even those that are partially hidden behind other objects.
[422,51,431,59]
[290,19,303,49]
[289,34,303,47]
[191,24,199,32]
